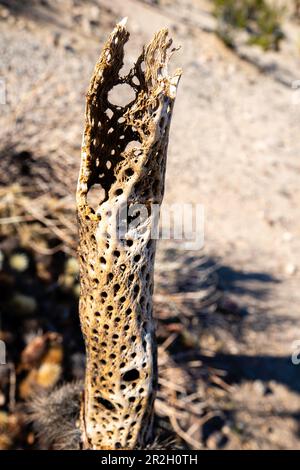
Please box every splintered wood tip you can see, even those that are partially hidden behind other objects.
[118,17,128,28]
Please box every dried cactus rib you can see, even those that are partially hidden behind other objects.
[77,19,181,450]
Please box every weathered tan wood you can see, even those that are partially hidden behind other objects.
[76,19,181,450]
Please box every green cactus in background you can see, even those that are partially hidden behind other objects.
[213,0,285,51]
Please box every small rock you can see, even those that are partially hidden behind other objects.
[285,263,297,276]
[282,232,293,242]
[88,5,101,20]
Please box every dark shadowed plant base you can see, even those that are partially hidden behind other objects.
[27,382,181,450]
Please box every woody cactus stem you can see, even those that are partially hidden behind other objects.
[76,19,181,450]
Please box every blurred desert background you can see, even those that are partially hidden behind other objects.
[0,0,300,450]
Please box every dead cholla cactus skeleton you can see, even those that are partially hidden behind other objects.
[76,19,181,450]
